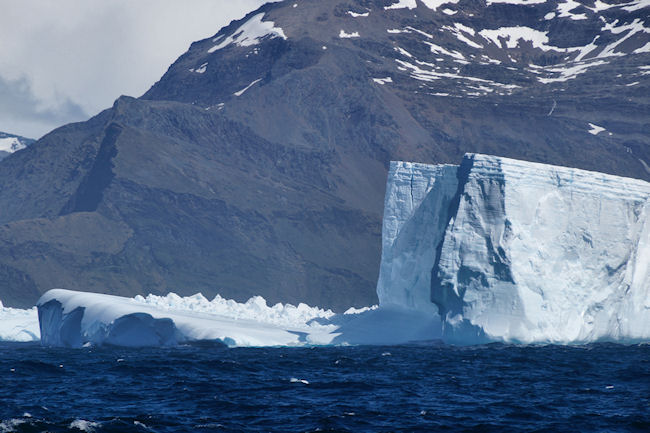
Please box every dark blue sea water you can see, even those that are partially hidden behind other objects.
[1,342,648,432]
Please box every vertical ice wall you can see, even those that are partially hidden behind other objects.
[379,154,650,343]
[376,161,458,312]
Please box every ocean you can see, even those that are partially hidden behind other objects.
[1,342,648,432]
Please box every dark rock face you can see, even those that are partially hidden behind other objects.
[0,0,648,309]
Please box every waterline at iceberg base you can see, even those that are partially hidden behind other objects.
[36,154,650,347]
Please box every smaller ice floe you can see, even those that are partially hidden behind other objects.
[545,12,556,20]
[290,378,309,384]
[208,13,287,53]
[384,0,417,9]
[588,123,606,135]
[37,289,337,348]
[69,419,100,432]
[442,8,458,15]
[0,301,39,342]
[373,77,393,85]
[234,78,262,96]
[339,30,360,38]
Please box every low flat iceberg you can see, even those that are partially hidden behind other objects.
[37,289,338,348]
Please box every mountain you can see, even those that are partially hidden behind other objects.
[0,132,35,161]
[0,0,648,309]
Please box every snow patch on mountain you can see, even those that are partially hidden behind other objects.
[384,0,417,10]
[0,137,27,154]
[486,0,546,5]
[420,0,460,11]
[479,27,573,52]
[347,11,370,17]
[557,0,588,20]
[536,59,608,83]
[208,13,287,53]
[234,78,262,96]
[339,30,360,38]
[373,77,393,84]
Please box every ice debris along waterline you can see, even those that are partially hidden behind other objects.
[19,153,650,347]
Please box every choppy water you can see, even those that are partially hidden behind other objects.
[1,342,648,432]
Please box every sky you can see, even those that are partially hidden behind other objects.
[0,0,272,139]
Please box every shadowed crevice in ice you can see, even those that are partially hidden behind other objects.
[38,299,85,348]
[103,313,182,347]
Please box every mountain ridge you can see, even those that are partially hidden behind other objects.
[0,0,647,309]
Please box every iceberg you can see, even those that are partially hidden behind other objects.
[380,154,650,343]
[37,289,336,348]
[34,153,650,347]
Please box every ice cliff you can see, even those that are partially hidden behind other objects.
[379,154,650,343]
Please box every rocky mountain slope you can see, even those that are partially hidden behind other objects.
[0,0,648,309]
[0,132,34,161]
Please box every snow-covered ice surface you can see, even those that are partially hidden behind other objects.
[37,289,337,348]
[0,301,39,342]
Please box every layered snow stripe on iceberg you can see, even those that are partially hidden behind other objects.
[381,154,650,343]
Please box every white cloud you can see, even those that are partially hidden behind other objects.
[0,0,270,138]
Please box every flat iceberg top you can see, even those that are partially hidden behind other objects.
[463,153,650,199]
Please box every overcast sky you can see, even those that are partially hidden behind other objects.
[0,0,271,139]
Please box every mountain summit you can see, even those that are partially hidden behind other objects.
[0,0,648,308]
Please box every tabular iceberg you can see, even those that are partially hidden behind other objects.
[379,154,650,343]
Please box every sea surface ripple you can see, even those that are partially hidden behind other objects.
[1,342,648,432]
